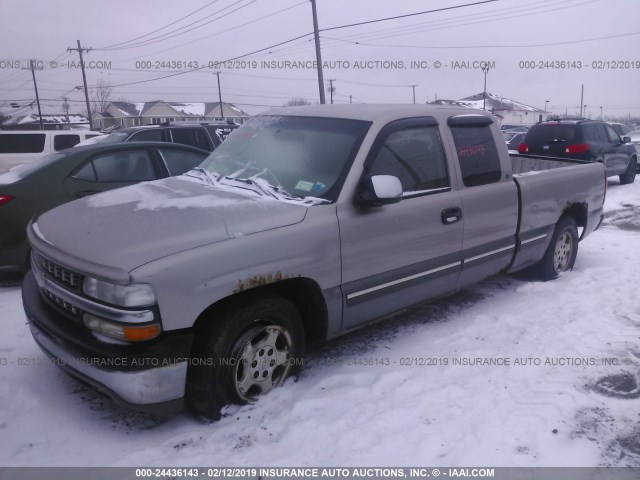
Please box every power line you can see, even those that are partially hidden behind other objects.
[321,0,499,33]
[97,0,258,51]
[80,0,509,89]
[324,30,640,49]
[321,0,569,45]
[324,0,602,46]
[105,31,315,88]
[116,1,307,61]
[98,0,222,50]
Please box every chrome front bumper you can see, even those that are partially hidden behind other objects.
[29,320,188,405]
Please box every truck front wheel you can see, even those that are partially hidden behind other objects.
[532,217,578,281]
[186,296,305,421]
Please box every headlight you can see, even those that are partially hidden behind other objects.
[83,277,156,307]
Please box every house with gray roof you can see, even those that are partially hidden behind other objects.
[93,101,249,130]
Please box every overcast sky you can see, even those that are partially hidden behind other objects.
[1,0,639,119]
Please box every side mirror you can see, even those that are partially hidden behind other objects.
[622,136,631,144]
[358,175,403,206]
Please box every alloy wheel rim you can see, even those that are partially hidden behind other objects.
[553,231,573,273]
[233,325,293,402]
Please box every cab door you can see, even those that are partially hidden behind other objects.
[338,118,463,330]
[447,115,519,288]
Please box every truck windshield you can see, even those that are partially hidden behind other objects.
[199,115,370,201]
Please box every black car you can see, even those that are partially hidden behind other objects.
[518,119,637,184]
[0,142,209,279]
[81,121,240,151]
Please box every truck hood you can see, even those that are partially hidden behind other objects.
[33,176,309,273]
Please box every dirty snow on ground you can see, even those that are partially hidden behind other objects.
[0,180,639,468]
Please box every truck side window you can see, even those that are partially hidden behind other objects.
[368,126,449,196]
[450,125,501,187]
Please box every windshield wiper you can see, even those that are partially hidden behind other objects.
[184,167,220,186]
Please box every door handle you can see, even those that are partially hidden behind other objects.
[75,190,99,198]
[441,207,462,225]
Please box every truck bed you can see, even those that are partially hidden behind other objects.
[510,154,587,175]
[508,154,605,272]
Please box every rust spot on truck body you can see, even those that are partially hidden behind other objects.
[234,271,289,293]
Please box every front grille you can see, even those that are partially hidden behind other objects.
[42,288,81,318]
[35,253,81,290]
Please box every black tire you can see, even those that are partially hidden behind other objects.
[531,217,578,281]
[619,157,637,185]
[186,296,305,421]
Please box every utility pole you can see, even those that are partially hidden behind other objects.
[310,0,325,104]
[410,85,417,104]
[481,62,491,111]
[579,84,584,118]
[68,40,93,130]
[215,71,224,118]
[349,94,352,104]
[327,79,335,104]
[26,60,44,130]
[63,97,70,128]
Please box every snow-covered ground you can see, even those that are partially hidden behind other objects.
[0,180,639,468]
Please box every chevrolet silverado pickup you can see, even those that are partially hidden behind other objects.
[22,105,606,420]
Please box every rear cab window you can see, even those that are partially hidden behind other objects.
[448,115,502,187]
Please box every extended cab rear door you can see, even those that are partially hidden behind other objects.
[447,115,519,288]
[338,117,464,330]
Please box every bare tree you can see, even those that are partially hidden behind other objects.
[90,79,113,115]
[283,97,311,107]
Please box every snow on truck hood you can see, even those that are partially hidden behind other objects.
[33,176,309,272]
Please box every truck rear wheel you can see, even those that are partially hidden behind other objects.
[186,296,305,421]
[532,217,578,281]
[619,157,637,185]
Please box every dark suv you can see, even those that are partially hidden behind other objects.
[92,121,239,152]
[518,119,637,184]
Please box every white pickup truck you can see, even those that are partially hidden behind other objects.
[22,105,605,420]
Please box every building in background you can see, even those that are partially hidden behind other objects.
[1,112,90,130]
[430,92,548,126]
[93,101,250,130]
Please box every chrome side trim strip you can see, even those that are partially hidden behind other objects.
[521,234,547,245]
[346,261,462,300]
[464,244,515,263]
